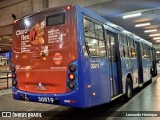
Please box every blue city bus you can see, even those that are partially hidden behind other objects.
[12,5,156,108]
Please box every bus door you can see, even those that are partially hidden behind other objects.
[135,41,143,84]
[107,31,122,98]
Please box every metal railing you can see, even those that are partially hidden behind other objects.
[0,71,12,89]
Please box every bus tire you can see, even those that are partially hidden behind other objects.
[125,78,133,101]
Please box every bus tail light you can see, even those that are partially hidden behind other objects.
[68,82,75,89]
[11,66,18,87]
[12,74,16,79]
[68,73,75,81]
[69,65,76,72]
[66,5,71,10]
[67,62,78,91]
[12,73,18,87]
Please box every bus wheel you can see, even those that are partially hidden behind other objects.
[125,78,133,101]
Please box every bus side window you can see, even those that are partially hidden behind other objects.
[85,38,99,56]
[83,19,95,37]
[110,36,116,61]
[143,44,147,58]
[123,36,129,57]
[132,40,136,58]
[95,24,104,40]
[83,17,106,57]
[107,34,116,61]
[128,38,134,58]
[99,40,106,56]
[119,34,124,58]
[141,43,144,58]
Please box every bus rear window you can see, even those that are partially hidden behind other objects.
[46,13,65,26]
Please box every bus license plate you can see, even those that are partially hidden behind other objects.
[35,85,46,91]
[38,97,54,103]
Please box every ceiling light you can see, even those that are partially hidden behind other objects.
[123,13,141,19]
[144,29,157,33]
[135,22,150,27]
[153,37,160,40]
[156,40,160,42]
[156,51,160,53]
[149,33,160,37]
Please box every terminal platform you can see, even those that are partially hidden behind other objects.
[0,76,160,120]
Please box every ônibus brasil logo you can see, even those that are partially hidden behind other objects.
[53,53,63,65]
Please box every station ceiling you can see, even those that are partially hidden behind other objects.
[88,0,160,44]
[0,0,160,52]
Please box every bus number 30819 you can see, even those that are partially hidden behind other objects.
[38,97,54,103]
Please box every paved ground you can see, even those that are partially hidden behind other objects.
[0,94,65,120]
[109,76,160,120]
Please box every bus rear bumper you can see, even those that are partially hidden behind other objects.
[12,87,84,108]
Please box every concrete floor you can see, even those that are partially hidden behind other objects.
[109,76,160,120]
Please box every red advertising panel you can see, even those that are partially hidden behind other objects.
[12,9,77,93]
